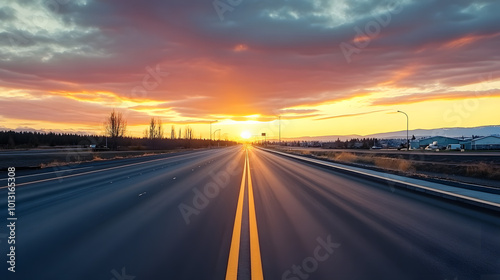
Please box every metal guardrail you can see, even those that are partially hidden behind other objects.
[258,147,500,212]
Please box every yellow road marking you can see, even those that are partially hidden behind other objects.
[247,151,264,280]
[225,149,264,280]
[225,151,247,280]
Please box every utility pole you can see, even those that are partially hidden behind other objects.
[279,115,281,145]
[209,120,217,148]
[213,129,221,141]
[397,111,409,151]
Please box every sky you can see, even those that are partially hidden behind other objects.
[0,0,499,140]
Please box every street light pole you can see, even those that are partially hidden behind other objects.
[209,120,218,148]
[213,129,221,141]
[213,129,221,147]
[397,111,409,151]
[278,115,281,145]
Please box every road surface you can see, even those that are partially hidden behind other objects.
[0,145,499,280]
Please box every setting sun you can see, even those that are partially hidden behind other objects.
[240,131,251,139]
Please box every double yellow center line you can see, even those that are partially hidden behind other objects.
[225,149,264,280]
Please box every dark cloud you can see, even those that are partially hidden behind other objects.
[0,0,499,124]
[0,6,16,21]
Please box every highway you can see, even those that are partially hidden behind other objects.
[0,145,499,280]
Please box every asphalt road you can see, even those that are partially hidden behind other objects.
[0,148,90,155]
[0,145,499,280]
[0,148,184,169]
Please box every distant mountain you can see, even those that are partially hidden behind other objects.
[281,125,500,142]
[368,125,500,139]
[282,135,362,142]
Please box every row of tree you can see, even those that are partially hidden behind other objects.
[322,138,381,149]
[0,131,99,148]
[1,110,234,150]
[261,138,382,149]
[143,118,196,141]
[0,130,235,150]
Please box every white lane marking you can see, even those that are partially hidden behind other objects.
[0,166,94,181]
[0,151,208,189]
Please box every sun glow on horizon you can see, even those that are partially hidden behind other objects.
[240,131,251,139]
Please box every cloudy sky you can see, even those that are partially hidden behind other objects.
[0,0,499,139]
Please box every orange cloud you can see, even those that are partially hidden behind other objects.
[377,65,418,87]
[353,35,371,44]
[370,89,500,106]
[50,90,164,107]
[442,33,500,49]
[233,44,249,52]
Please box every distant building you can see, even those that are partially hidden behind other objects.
[460,136,500,150]
[410,136,460,150]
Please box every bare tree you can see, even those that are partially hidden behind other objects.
[104,109,127,150]
[156,118,164,139]
[146,117,164,139]
[178,128,182,139]
[148,118,157,139]
[185,126,193,140]
[170,125,176,139]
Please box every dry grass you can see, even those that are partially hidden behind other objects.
[326,152,414,172]
[287,150,311,156]
[285,150,416,173]
[466,162,500,179]
[373,157,414,172]
[332,152,358,162]
[40,161,63,168]
[39,152,160,169]
[275,147,500,181]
